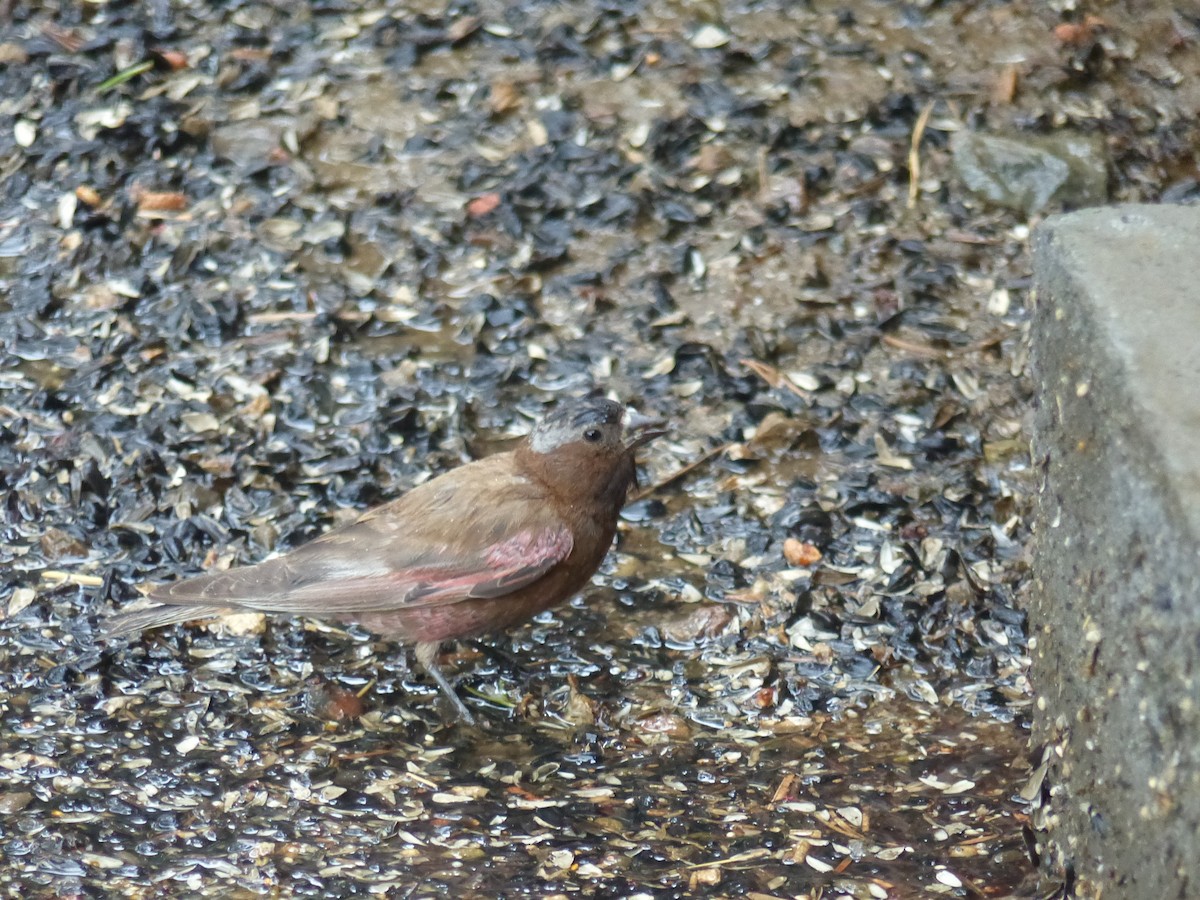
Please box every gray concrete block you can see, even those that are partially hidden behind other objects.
[1031,204,1200,898]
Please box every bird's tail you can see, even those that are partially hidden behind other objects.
[100,603,228,639]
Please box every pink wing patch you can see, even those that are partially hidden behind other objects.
[469,527,575,598]
[401,526,574,605]
[485,528,573,570]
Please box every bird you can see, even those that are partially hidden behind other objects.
[103,397,666,722]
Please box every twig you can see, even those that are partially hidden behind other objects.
[40,571,104,587]
[740,357,809,398]
[881,331,1005,359]
[684,848,772,870]
[97,60,155,93]
[246,311,320,324]
[633,442,733,501]
[881,333,946,357]
[907,100,935,208]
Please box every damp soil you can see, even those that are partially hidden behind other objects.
[2,1,1198,897]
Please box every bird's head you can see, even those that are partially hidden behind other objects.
[519,397,666,508]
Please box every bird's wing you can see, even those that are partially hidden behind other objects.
[149,461,574,615]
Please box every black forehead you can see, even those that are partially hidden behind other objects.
[540,398,623,430]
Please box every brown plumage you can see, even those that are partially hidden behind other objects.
[104,397,665,722]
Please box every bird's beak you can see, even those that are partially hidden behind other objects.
[623,408,667,450]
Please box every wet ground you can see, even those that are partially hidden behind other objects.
[2,1,1198,897]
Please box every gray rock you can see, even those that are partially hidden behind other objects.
[1031,204,1200,897]
[212,116,306,169]
[953,131,1108,215]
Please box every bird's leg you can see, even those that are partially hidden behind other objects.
[414,641,476,724]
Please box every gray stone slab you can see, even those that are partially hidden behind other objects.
[1031,204,1200,898]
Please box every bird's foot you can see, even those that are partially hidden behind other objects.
[414,641,477,725]
[467,638,530,679]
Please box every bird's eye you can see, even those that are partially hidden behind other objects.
[583,427,603,443]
